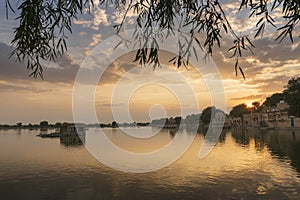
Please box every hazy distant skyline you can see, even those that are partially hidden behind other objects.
[0,0,299,124]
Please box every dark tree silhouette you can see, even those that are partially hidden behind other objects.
[252,101,260,110]
[260,77,300,117]
[112,121,118,128]
[200,106,216,125]
[5,0,300,77]
[229,103,251,118]
[263,93,285,107]
[284,77,300,117]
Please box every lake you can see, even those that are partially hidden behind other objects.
[1,127,300,200]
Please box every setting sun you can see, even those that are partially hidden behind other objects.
[247,102,254,108]
[1,1,300,199]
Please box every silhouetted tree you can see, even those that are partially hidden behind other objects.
[185,114,201,124]
[174,116,182,125]
[284,77,300,117]
[261,77,300,116]
[252,101,260,111]
[5,0,300,77]
[200,106,216,125]
[229,104,251,119]
[39,121,49,127]
[54,122,62,128]
[112,121,118,128]
[263,93,285,107]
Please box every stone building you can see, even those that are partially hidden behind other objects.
[243,101,298,128]
[60,123,86,136]
[228,117,242,127]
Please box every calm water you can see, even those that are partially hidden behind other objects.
[1,128,300,200]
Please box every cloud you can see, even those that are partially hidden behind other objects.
[231,94,267,101]
[94,8,109,27]
[0,80,51,93]
[0,42,139,87]
[0,42,79,84]
[89,34,102,47]
[0,43,30,79]
[74,7,109,30]
[79,31,87,36]
[221,0,287,36]
[96,102,124,108]
[84,33,103,55]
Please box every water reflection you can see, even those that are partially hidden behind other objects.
[1,128,300,199]
[60,136,84,147]
[231,128,300,174]
[267,130,300,174]
[168,128,178,137]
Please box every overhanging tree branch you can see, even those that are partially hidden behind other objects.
[5,0,300,78]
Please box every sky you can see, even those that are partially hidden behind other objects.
[0,0,299,124]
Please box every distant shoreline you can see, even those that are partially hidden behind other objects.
[1,125,299,131]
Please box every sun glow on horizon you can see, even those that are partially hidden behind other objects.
[247,102,254,108]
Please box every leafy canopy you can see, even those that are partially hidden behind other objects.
[229,77,300,117]
[283,77,300,117]
[5,0,300,78]
[229,103,251,118]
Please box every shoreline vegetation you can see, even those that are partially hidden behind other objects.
[0,121,150,130]
[1,100,299,130]
[1,77,299,131]
[1,109,299,131]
